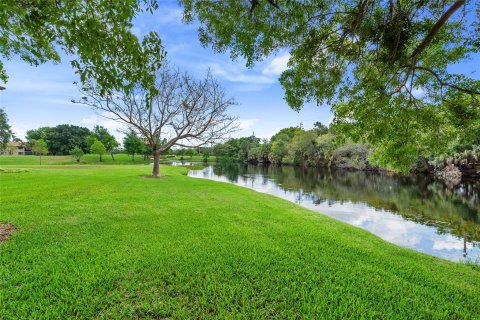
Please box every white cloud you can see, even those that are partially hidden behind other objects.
[262,53,291,76]
[432,236,465,251]
[234,118,260,130]
[157,7,183,25]
[209,63,275,85]
[412,87,425,97]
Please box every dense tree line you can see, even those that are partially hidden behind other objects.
[213,123,361,169]
[211,123,480,177]
[25,124,118,158]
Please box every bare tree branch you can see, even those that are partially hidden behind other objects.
[74,64,238,177]
[410,0,465,60]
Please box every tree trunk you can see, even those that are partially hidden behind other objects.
[419,156,431,173]
[111,153,115,160]
[99,154,103,162]
[132,153,135,161]
[152,150,161,177]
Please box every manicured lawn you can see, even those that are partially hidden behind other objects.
[0,154,215,166]
[0,165,479,318]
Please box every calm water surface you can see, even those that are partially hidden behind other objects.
[188,164,480,262]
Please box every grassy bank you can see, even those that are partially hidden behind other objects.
[1,164,479,318]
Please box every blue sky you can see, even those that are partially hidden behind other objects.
[0,2,477,143]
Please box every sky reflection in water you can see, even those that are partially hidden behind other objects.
[189,164,480,262]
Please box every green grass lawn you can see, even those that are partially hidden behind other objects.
[1,164,479,318]
[0,154,215,166]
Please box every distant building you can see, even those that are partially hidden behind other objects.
[0,141,31,155]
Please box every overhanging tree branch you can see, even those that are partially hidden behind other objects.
[409,0,465,60]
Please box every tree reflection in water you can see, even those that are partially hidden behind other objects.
[192,163,480,261]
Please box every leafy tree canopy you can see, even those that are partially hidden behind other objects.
[313,122,329,135]
[32,139,48,155]
[1,1,165,95]
[87,125,118,153]
[70,146,84,162]
[90,139,106,161]
[123,130,144,159]
[26,124,91,155]
[270,127,304,143]
[180,0,480,172]
[0,108,12,150]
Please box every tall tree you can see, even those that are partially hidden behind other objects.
[90,140,106,162]
[26,127,52,149]
[180,0,480,172]
[76,64,238,177]
[87,126,119,160]
[0,108,12,151]
[43,125,91,155]
[0,1,165,95]
[123,130,144,161]
[313,122,329,135]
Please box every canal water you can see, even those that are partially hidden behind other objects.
[188,163,480,262]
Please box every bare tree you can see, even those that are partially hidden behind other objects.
[76,65,238,177]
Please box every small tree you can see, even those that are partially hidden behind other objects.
[123,130,144,161]
[201,147,211,162]
[185,148,195,159]
[32,139,48,165]
[90,140,106,162]
[313,122,329,135]
[70,147,84,163]
[87,125,119,160]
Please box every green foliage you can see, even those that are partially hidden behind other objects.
[184,148,195,158]
[1,165,479,318]
[313,121,329,135]
[180,0,480,172]
[70,147,84,163]
[31,139,48,155]
[0,1,165,95]
[287,130,318,165]
[0,108,12,150]
[315,133,337,165]
[270,127,304,143]
[247,141,271,163]
[27,125,91,155]
[87,126,119,159]
[269,135,289,164]
[331,144,371,171]
[215,126,368,169]
[90,140,107,162]
[25,127,51,148]
[199,147,212,161]
[123,130,144,160]
[214,135,261,162]
[31,139,48,164]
